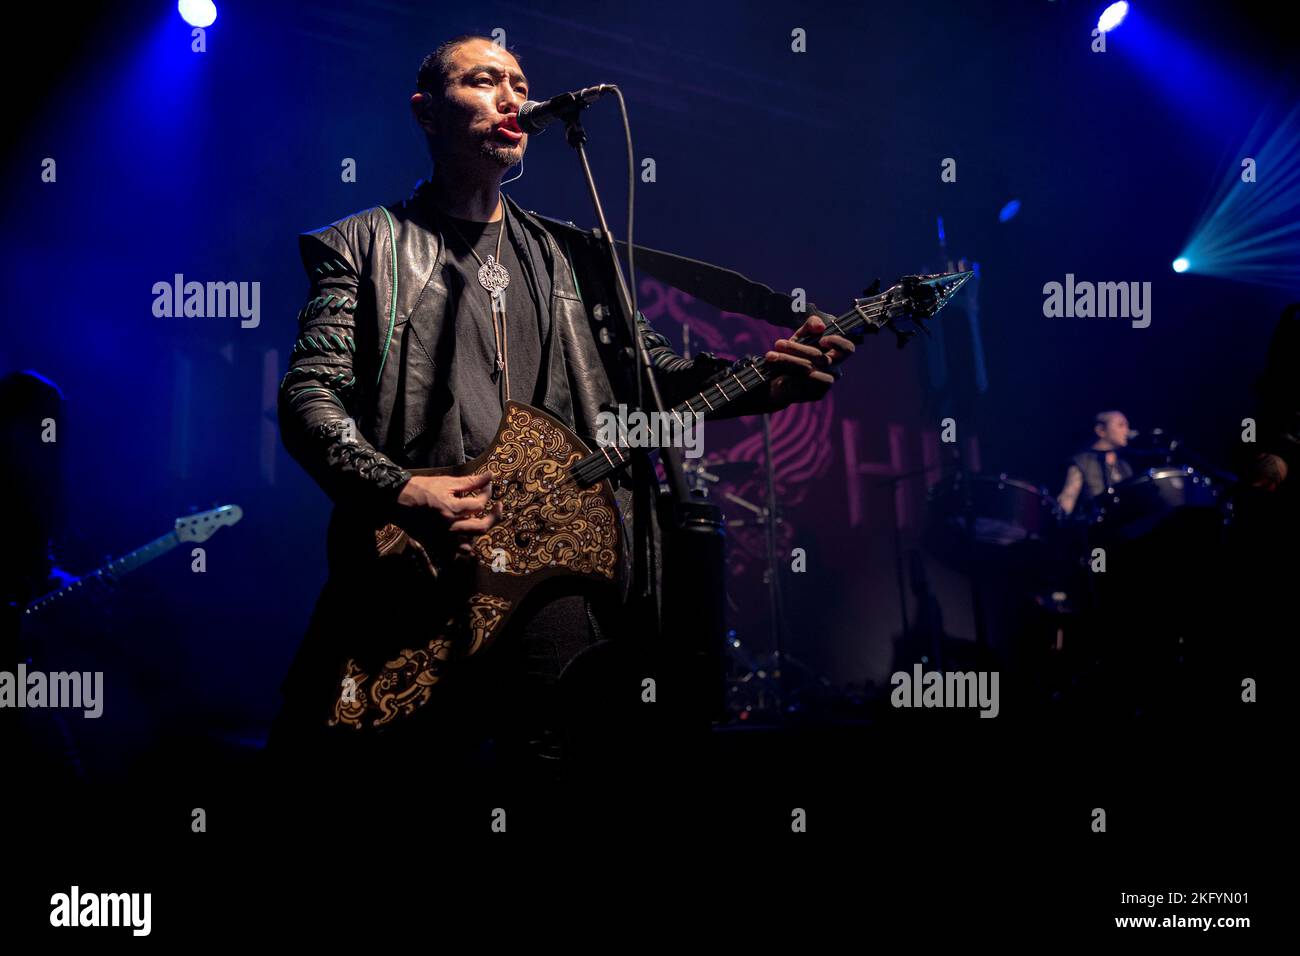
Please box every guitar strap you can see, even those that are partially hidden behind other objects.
[612,238,805,329]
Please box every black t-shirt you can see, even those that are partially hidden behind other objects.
[435,209,596,721]
[438,212,546,460]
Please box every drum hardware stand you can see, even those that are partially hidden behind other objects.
[755,414,831,714]
[877,462,945,650]
[933,445,992,652]
[884,446,993,663]
[960,460,992,651]
[694,416,829,719]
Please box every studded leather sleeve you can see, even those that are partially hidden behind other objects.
[638,317,775,419]
[278,229,412,509]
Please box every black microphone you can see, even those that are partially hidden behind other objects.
[516,84,615,135]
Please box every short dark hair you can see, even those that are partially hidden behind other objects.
[1093,410,1124,431]
[416,35,523,96]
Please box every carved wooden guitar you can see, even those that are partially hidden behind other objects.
[328,271,973,730]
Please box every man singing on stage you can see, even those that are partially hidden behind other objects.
[268,35,854,783]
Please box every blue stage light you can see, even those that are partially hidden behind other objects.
[1172,257,1190,273]
[1178,103,1300,291]
[1097,2,1129,33]
[178,0,217,28]
[998,199,1021,223]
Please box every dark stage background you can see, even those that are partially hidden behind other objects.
[1,2,1292,916]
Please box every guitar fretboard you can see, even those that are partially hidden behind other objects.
[570,296,893,487]
[24,531,181,615]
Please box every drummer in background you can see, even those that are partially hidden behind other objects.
[1056,410,1136,516]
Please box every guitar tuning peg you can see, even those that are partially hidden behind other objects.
[863,278,881,297]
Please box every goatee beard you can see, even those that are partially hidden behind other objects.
[480,140,522,168]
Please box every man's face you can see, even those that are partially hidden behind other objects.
[1095,413,1130,447]
[425,39,529,169]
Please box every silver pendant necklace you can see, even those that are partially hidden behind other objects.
[442,200,512,393]
[478,253,510,299]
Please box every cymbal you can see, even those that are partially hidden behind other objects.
[684,460,760,481]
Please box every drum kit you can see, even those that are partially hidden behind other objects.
[925,463,1229,555]
[921,428,1238,669]
[1090,464,1224,541]
[680,425,1238,720]
[924,428,1234,559]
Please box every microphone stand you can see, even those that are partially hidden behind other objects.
[559,106,692,643]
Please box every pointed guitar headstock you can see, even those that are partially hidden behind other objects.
[845,270,974,349]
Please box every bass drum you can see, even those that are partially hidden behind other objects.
[1092,465,1223,541]
[925,473,1062,554]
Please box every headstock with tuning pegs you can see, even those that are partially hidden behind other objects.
[845,270,975,349]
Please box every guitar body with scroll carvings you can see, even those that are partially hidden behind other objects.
[325,401,623,732]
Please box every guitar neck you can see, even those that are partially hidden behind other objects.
[24,531,182,615]
[572,299,888,486]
